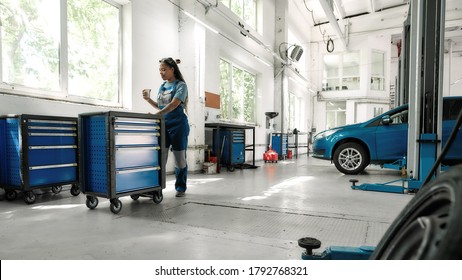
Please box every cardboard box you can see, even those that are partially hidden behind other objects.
[203,162,217,174]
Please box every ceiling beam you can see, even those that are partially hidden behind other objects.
[369,0,376,13]
[319,0,348,50]
[333,0,346,19]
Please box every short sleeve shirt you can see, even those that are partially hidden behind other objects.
[157,81,188,109]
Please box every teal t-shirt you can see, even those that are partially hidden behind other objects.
[157,80,188,109]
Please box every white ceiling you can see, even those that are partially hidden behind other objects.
[291,0,462,54]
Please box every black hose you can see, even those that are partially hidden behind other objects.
[422,108,462,186]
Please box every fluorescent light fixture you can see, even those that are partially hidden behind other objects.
[182,11,219,34]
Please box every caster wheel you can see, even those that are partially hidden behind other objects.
[5,190,17,201]
[70,185,80,196]
[86,196,98,209]
[227,166,235,172]
[130,194,140,200]
[24,191,36,204]
[51,185,62,194]
[153,191,163,204]
[110,198,122,214]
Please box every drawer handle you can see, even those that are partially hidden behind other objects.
[29,145,77,150]
[29,133,77,137]
[116,166,161,174]
[29,163,77,170]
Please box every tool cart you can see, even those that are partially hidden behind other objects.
[0,114,80,204]
[213,128,245,172]
[78,111,166,214]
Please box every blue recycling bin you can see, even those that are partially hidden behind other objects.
[0,114,80,204]
[78,111,166,214]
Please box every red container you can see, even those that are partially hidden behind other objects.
[263,148,278,163]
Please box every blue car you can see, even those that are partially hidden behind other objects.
[312,97,462,174]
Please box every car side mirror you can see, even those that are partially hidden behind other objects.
[382,115,391,125]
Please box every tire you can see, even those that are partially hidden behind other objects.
[371,164,462,259]
[23,191,36,204]
[51,185,62,194]
[110,198,122,214]
[86,196,98,209]
[130,194,140,200]
[333,142,369,175]
[153,191,163,204]
[70,185,80,196]
[5,190,17,201]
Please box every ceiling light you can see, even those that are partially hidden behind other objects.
[182,11,219,34]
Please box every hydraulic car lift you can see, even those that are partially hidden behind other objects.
[300,0,453,259]
[351,0,445,194]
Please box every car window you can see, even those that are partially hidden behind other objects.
[389,109,408,124]
[443,99,462,120]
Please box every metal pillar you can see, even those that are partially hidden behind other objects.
[352,0,445,194]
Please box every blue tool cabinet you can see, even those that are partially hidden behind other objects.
[272,133,288,160]
[213,129,245,171]
[78,111,165,214]
[0,115,80,204]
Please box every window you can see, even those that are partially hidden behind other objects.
[443,99,462,120]
[326,101,346,129]
[374,107,384,117]
[371,51,385,91]
[388,109,408,125]
[219,59,256,123]
[0,0,121,105]
[221,0,257,30]
[322,52,360,91]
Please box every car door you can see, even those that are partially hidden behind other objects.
[442,98,462,161]
[374,108,409,161]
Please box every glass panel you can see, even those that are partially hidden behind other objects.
[1,0,60,91]
[243,70,255,122]
[371,77,384,91]
[219,59,230,120]
[326,101,346,128]
[323,54,339,77]
[232,67,244,121]
[343,52,359,76]
[371,52,384,76]
[243,0,256,29]
[326,111,336,130]
[230,0,243,19]
[67,0,119,102]
[342,77,360,90]
[324,78,340,91]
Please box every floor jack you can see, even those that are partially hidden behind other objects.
[298,237,375,260]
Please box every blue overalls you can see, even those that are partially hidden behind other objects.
[157,80,190,192]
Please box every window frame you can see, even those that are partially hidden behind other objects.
[322,52,360,92]
[219,58,257,124]
[221,0,257,31]
[0,0,123,107]
[371,50,385,91]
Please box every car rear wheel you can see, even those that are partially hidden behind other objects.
[333,142,369,175]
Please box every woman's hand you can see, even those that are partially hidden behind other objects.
[142,89,151,101]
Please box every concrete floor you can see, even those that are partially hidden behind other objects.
[0,156,413,260]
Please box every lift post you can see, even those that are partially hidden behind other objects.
[352,0,446,194]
